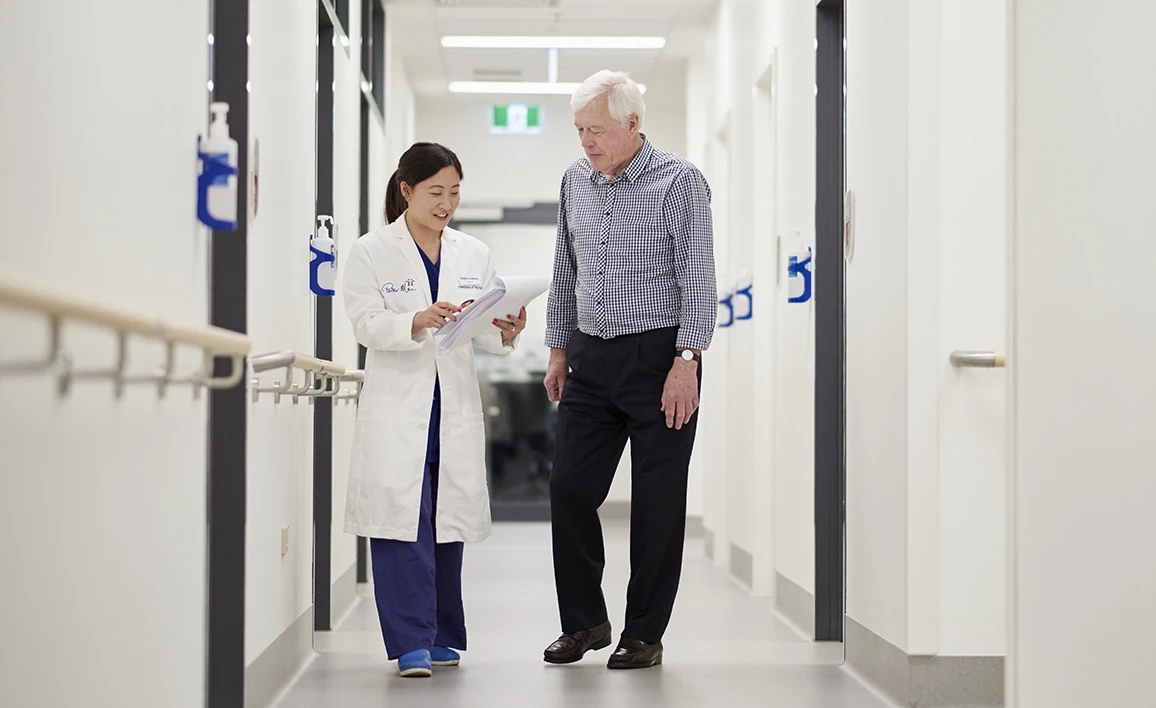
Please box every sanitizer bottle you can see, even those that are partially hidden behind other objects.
[787,247,813,304]
[310,216,337,296]
[197,102,239,230]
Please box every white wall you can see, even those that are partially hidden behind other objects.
[416,95,580,205]
[768,0,818,601]
[845,0,912,650]
[0,3,211,706]
[383,11,417,173]
[721,0,759,570]
[747,19,780,596]
[694,0,732,563]
[1009,1,1156,706]
[689,0,817,597]
[245,0,320,665]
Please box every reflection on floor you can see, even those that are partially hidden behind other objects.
[272,522,890,708]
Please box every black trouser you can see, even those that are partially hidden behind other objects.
[550,327,700,644]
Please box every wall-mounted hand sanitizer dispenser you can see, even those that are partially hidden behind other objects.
[787,246,813,304]
[197,102,239,231]
[310,216,336,297]
[718,290,735,328]
[734,276,753,321]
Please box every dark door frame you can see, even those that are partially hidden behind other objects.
[356,88,370,583]
[814,0,847,643]
[313,0,342,633]
[206,0,249,705]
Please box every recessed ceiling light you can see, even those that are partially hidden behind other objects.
[448,81,648,95]
[441,36,666,50]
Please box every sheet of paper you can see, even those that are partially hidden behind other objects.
[435,274,550,350]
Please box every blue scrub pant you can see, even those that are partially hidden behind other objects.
[370,461,466,660]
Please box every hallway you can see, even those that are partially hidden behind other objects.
[273,522,886,708]
[4,1,1155,706]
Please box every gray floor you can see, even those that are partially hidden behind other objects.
[272,522,891,708]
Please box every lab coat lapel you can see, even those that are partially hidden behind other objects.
[392,213,433,306]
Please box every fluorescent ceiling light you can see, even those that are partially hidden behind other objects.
[441,36,666,50]
[449,81,647,95]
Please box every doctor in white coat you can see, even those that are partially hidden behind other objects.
[341,142,527,678]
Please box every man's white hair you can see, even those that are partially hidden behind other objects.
[570,70,646,125]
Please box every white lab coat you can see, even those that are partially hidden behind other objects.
[341,214,516,543]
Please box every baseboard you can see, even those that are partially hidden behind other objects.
[245,606,314,708]
[599,501,631,519]
[729,543,754,587]
[910,654,1005,707]
[845,616,1005,707]
[775,572,815,640]
[331,562,358,623]
[684,515,705,539]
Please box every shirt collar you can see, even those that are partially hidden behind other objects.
[589,134,653,184]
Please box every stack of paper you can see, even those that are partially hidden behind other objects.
[435,274,549,350]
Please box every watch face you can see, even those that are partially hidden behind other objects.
[681,350,694,361]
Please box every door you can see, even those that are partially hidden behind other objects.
[1008,2,1156,705]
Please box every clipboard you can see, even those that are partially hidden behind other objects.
[434,274,549,350]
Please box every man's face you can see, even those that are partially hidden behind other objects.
[573,93,640,177]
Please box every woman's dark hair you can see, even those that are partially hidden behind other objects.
[384,142,464,224]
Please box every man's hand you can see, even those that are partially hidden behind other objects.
[661,358,700,430]
[412,301,461,337]
[544,348,568,402]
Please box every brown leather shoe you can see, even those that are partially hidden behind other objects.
[607,637,663,669]
[543,621,613,664]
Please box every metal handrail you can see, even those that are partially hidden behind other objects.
[0,274,250,397]
[251,350,346,377]
[949,350,1006,368]
[250,350,347,404]
[334,369,364,405]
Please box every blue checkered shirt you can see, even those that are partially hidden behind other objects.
[545,137,717,351]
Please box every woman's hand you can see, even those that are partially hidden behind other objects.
[494,307,527,345]
[412,301,461,337]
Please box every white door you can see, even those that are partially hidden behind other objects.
[1008,1,1156,706]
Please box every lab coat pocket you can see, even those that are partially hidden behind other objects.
[349,407,425,536]
[436,414,491,537]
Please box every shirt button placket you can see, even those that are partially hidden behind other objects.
[597,182,616,337]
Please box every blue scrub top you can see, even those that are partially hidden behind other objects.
[418,245,441,462]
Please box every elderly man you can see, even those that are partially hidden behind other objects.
[542,70,717,670]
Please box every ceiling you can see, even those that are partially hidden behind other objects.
[384,0,717,100]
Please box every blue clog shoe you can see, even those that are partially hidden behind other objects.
[398,649,432,678]
[431,646,461,666]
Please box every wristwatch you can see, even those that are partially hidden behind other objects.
[676,349,701,363]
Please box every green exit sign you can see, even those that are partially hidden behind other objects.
[491,104,542,134]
